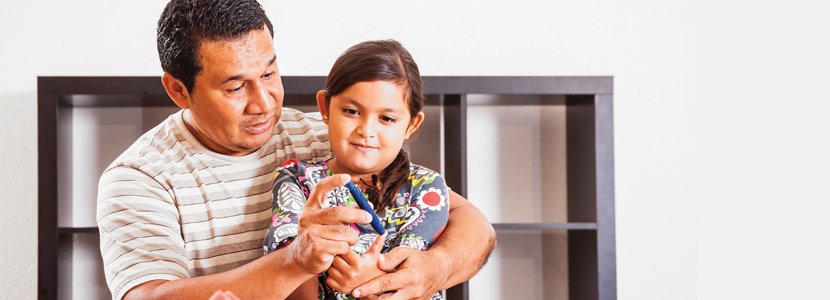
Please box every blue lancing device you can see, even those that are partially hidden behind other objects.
[345,182,386,235]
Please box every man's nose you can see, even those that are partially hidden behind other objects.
[246,81,275,115]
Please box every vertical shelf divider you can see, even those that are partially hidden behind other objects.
[37,83,59,300]
[595,93,617,300]
[443,93,469,300]
[566,95,599,299]
[566,93,617,300]
[443,94,467,197]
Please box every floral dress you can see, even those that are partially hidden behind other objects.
[263,159,449,300]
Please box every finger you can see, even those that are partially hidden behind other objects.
[312,223,360,243]
[305,174,351,209]
[377,247,415,271]
[320,224,360,241]
[299,206,370,229]
[377,290,414,300]
[377,291,406,300]
[354,272,409,297]
[225,291,240,300]
[307,239,351,263]
[319,240,352,256]
[314,206,372,225]
[296,222,358,250]
[331,254,351,271]
[208,291,239,300]
[208,291,224,300]
[338,247,361,265]
[366,233,386,257]
[325,270,346,293]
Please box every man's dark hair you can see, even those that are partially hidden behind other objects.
[157,0,274,92]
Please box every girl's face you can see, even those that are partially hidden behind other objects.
[316,81,424,180]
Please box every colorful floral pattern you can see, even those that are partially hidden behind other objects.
[263,159,449,300]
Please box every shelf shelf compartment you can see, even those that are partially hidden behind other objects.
[494,222,597,231]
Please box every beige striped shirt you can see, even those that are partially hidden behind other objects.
[96,108,330,300]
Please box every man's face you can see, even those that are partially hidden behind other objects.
[185,28,284,156]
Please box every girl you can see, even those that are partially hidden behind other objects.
[263,39,448,300]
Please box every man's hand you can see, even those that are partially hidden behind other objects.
[286,174,373,274]
[351,247,447,300]
[208,291,240,300]
[327,234,387,295]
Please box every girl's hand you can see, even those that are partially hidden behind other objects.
[326,234,387,296]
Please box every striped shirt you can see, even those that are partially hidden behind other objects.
[96,108,330,300]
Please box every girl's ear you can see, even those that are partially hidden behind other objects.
[162,72,192,109]
[315,90,329,124]
[405,112,425,138]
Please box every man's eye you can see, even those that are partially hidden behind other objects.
[263,72,275,79]
[229,84,244,93]
[342,108,358,115]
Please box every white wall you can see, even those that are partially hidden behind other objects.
[2,0,829,299]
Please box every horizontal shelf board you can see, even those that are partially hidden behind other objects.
[59,94,176,107]
[58,227,98,234]
[424,76,612,95]
[493,222,597,231]
[59,224,597,234]
[39,76,612,97]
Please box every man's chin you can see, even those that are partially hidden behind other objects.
[226,137,270,156]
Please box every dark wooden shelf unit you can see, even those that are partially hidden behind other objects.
[38,76,615,300]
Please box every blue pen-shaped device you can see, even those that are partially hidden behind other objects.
[345,182,386,235]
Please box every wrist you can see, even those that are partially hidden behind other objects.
[269,244,318,282]
[427,247,455,288]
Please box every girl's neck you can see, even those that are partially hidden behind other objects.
[326,158,377,187]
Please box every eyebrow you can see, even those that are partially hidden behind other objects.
[342,97,400,112]
[219,55,277,85]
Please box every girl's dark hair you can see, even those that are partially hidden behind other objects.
[323,39,425,211]
[156,0,273,93]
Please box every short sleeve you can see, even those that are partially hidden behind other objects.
[394,166,450,251]
[274,108,331,162]
[263,160,308,252]
[96,166,189,300]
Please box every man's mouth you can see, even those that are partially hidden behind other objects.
[243,116,273,135]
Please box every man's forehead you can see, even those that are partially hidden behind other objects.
[197,30,276,79]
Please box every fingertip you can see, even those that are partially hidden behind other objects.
[352,288,362,297]
[339,174,350,182]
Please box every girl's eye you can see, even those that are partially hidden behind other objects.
[381,116,397,123]
[342,108,359,115]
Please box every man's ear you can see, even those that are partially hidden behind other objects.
[405,112,425,138]
[315,90,329,124]
[161,72,192,109]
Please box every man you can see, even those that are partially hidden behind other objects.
[96,0,496,299]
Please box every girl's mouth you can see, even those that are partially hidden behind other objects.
[351,143,378,152]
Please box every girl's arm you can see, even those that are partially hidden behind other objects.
[350,191,496,299]
[286,277,318,300]
[327,167,453,296]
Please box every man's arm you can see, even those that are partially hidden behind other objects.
[124,245,314,300]
[104,172,368,299]
[352,191,496,299]
[432,191,497,287]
